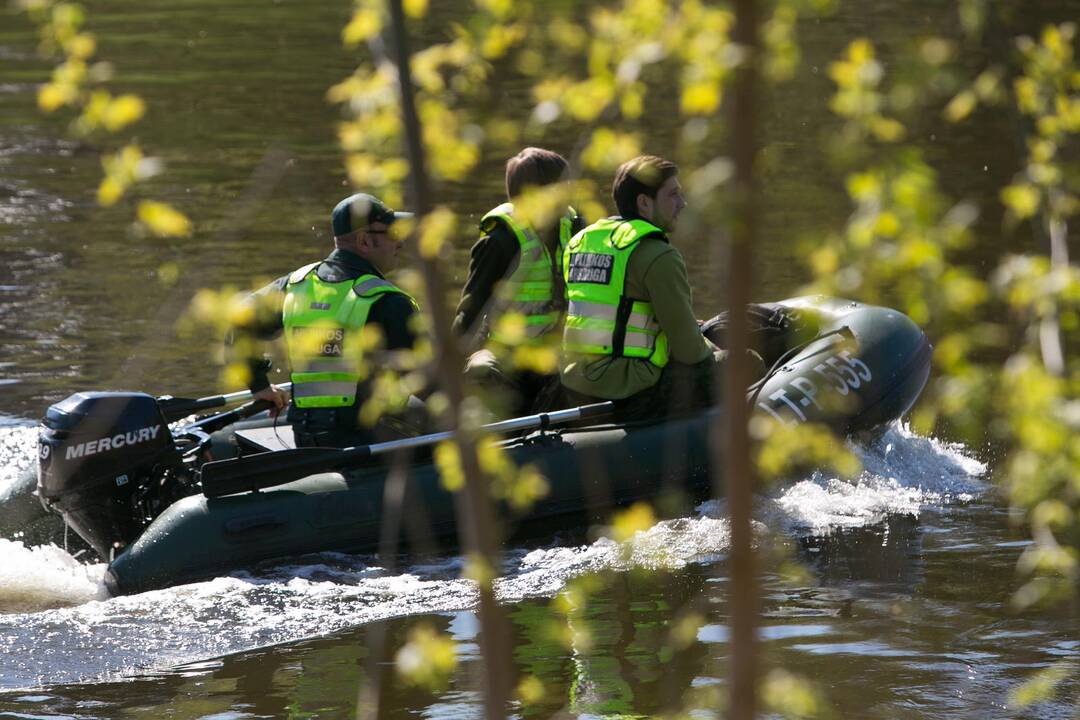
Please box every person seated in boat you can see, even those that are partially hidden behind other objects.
[452,147,585,416]
[559,154,742,421]
[230,193,421,448]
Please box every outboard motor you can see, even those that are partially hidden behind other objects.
[37,392,182,560]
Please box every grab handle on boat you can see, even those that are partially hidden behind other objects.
[199,401,615,498]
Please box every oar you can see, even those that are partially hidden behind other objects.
[179,399,279,436]
[200,401,615,498]
[158,383,293,423]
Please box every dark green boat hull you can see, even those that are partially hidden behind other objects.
[106,297,931,594]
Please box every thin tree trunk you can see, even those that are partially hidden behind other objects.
[385,2,511,717]
[1039,218,1067,376]
[724,0,759,716]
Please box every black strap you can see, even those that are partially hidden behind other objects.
[611,296,634,357]
[608,227,652,357]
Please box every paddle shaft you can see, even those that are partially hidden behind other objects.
[158,383,293,422]
[200,401,614,498]
[180,399,279,435]
[365,402,613,456]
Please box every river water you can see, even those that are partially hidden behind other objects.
[1,0,1078,717]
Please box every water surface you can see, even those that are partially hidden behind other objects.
[1,0,1077,717]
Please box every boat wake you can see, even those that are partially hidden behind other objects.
[768,421,986,533]
[0,420,985,689]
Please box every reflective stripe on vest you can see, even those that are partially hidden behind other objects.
[561,218,669,368]
[282,265,415,408]
[482,203,577,344]
[352,276,398,296]
[565,300,659,332]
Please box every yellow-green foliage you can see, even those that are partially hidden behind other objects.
[1008,662,1073,710]
[395,623,458,691]
[136,200,192,238]
[828,39,906,143]
[803,153,986,326]
[762,668,833,719]
[322,0,840,446]
[324,5,1074,712]
[811,26,1080,615]
[943,68,1005,123]
[463,552,497,589]
[753,418,860,481]
[330,4,489,204]
[476,437,550,511]
[417,207,455,259]
[23,0,1079,709]
[581,128,643,172]
[433,440,465,492]
[433,433,550,512]
[183,285,282,390]
[1001,23,1080,224]
[609,501,657,543]
[329,0,831,283]
[516,673,545,706]
[18,0,190,237]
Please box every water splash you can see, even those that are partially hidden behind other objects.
[0,424,68,547]
[0,423,37,501]
[0,560,481,689]
[0,539,107,614]
[771,422,986,533]
[501,515,733,601]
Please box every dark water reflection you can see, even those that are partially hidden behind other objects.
[1,0,361,415]
[2,0,1079,717]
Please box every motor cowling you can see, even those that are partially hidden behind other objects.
[37,391,178,560]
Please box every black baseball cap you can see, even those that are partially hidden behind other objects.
[331,193,413,237]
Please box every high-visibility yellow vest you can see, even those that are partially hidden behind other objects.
[561,218,669,368]
[482,202,578,345]
[282,262,416,408]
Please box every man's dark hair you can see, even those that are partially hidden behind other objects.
[612,155,679,219]
[505,147,568,199]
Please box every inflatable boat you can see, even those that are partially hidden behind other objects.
[34,297,931,594]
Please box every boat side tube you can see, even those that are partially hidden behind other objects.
[105,414,715,594]
[751,297,931,433]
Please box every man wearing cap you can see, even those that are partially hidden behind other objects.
[559,155,728,420]
[230,193,420,448]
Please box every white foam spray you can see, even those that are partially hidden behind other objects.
[0,539,108,613]
[769,422,986,533]
[0,424,37,503]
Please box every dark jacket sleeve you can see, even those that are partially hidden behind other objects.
[451,221,520,342]
[225,275,289,393]
[367,292,418,351]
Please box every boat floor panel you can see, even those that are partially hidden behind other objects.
[235,425,296,452]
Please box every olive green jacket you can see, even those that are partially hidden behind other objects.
[560,235,711,400]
